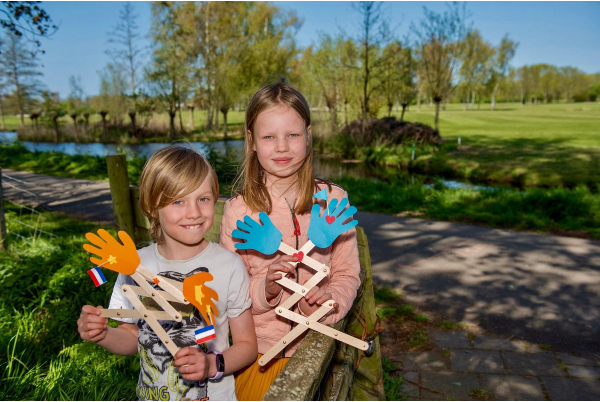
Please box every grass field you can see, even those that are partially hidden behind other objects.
[390,102,600,188]
[0,203,138,400]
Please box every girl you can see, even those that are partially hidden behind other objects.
[220,79,361,400]
[78,146,257,401]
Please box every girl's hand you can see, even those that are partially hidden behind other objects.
[77,305,108,343]
[298,286,339,316]
[173,347,216,381]
[265,254,298,301]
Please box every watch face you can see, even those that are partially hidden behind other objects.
[216,352,225,373]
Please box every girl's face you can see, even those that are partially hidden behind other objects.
[251,104,311,179]
[157,175,215,254]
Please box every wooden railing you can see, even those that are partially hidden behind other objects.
[106,155,384,400]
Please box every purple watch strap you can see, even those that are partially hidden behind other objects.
[207,350,224,381]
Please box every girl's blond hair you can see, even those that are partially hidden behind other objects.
[234,78,329,215]
[139,145,219,244]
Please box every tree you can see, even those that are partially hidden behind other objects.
[490,35,517,110]
[352,1,389,131]
[0,1,57,55]
[98,63,128,125]
[308,34,345,133]
[459,29,494,110]
[396,46,417,122]
[67,75,84,141]
[147,2,190,136]
[411,3,470,132]
[381,41,403,117]
[0,31,44,126]
[106,3,144,134]
[40,90,64,142]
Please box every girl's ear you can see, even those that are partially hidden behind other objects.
[247,130,256,152]
[307,125,312,138]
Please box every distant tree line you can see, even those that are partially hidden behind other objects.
[0,1,598,138]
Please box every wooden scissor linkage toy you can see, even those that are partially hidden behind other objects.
[83,229,218,357]
[232,189,370,366]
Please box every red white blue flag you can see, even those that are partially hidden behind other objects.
[195,325,216,344]
[88,267,107,287]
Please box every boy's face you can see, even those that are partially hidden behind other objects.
[158,175,215,253]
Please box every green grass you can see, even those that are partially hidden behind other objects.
[0,203,138,400]
[409,329,429,349]
[382,358,406,401]
[437,321,469,330]
[320,102,600,188]
[469,388,494,400]
[337,176,600,240]
[374,285,403,305]
[413,314,429,323]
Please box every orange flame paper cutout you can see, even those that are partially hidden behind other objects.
[83,229,140,276]
[183,272,219,325]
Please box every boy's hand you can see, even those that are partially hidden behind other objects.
[78,305,108,343]
[173,347,216,381]
[265,254,298,301]
[298,286,339,316]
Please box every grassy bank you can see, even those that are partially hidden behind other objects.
[0,143,238,191]
[0,203,138,400]
[337,176,600,240]
[318,102,600,189]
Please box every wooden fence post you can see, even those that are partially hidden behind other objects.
[0,168,7,251]
[106,155,136,241]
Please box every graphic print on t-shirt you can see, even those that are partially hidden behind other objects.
[135,267,213,401]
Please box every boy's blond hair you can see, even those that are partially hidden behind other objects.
[139,146,219,244]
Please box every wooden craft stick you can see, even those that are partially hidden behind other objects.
[275,276,310,297]
[100,308,175,321]
[258,304,332,366]
[137,265,188,304]
[278,242,328,273]
[280,270,327,310]
[276,305,369,351]
[123,285,182,303]
[131,272,181,321]
[122,284,180,357]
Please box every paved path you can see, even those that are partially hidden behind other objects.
[3,169,600,361]
[393,330,600,400]
[359,211,600,359]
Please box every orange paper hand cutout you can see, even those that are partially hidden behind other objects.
[83,229,140,276]
[183,272,219,325]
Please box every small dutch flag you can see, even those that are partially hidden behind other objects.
[88,267,107,287]
[195,325,216,344]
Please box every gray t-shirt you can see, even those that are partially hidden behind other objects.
[108,241,251,401]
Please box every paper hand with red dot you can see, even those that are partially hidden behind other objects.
[231,189,368,366]
[82,229,211,358]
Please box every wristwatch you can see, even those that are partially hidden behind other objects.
[207,350,224,381]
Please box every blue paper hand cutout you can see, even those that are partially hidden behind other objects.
[308,197,358,248]
[232,212,283,255]
[313,188,327,201]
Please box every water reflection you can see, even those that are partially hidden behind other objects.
[1,131,495,191]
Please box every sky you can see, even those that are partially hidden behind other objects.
[34,1,600,99]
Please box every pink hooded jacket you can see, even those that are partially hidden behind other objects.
[219,182,361,358]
